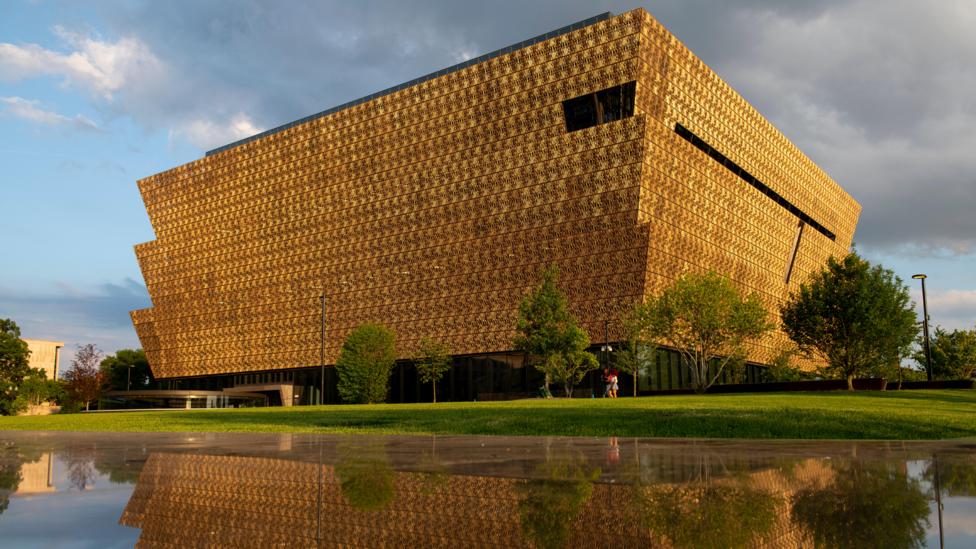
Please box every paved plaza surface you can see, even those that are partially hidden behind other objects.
[0,431,973,547]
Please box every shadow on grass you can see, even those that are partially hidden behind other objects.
[4,391,973,439]
[168,404,976,440]
[735,388,973,400]
[858,389,976,407]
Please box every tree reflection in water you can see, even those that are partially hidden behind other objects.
[94,453,145,485]
[517,454,600,549]
[2,441,135,517]
[416,437,449,496]
[0,442,21,516]
[924,453,976,497]
[621,447,781,549]
[633,473,779,548]
[62,445,98,491]
[791,459,930,549]
[4,435,974,548]
[334,441,395,511]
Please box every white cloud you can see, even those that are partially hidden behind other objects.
[0,96,99,131]
[0,27,162,99]
[451,46,479,63]
[0,25,267,151]
[174,113,263,151]
[910,288,976,331]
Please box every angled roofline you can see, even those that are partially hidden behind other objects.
[205,12,613,156]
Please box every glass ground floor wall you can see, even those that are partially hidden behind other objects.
[155,346,769,405]
[100,392,267,410]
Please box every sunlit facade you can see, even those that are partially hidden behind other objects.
[22,339,64,381]
[131,9,859,403]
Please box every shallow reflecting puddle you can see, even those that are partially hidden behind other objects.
[1,432,974,548]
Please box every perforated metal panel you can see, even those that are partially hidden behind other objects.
[131,9,859,379]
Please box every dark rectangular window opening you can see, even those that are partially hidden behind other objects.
[674,123,836,241]
[563,81,636,133]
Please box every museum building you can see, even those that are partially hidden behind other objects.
[130,9,860,405]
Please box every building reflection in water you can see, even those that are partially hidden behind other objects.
[10,452,55,495]
[2,444,54,515]
[110,438,970,548]
[3,435,973,547]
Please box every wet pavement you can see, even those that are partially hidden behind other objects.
[0,431,974,548]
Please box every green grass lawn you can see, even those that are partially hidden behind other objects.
[1,390,974,440]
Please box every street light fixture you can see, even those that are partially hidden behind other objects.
[601,319,613,353]
[601,320,613,395]
[912,274,933,382]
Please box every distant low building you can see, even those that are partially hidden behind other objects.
[22,339,64,380]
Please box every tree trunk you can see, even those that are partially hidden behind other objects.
[432,383,437,404]
[564,382,573,398]
[846,373,854,391]
[633,372,638,397]
[85,400,90,411]
[693,358,707,394]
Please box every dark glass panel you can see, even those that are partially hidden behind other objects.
[562,81,636,132]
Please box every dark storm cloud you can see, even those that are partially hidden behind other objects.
[712,0,976,255]
[72,0,976,255]
[93,0,622,137]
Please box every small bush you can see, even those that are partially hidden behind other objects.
[765,347,812,382]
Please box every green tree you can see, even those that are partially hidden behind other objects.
[514,267,599,396]
[63,344,105,411]
[781,253,918,391]
[100,349,154,391]
[870,358,909,391]
[335,323,397,404]
[791,460,930,548]
[0,319,31,415]
[10,368,63,414]
[765,345,815,382]
[917,326,976,380]
[545,346,600,398]
[413,337,451,403]
[614,306,659,396]
[640,272,771,394]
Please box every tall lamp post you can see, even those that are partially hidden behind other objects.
[601,319,613,378]
[912,274,933,382]
[126,364,133,392]
[319,292,326,405]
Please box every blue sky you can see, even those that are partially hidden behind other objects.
[1,0,974,369]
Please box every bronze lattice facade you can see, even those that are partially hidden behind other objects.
[131,9,859,386]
